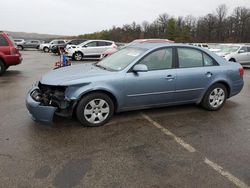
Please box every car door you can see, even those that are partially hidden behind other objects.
[97,41,111,54]
[175,47,218,102]
[236,46,249,64]
[82,41,98,56]
[31,41,38,48]
[124,48,176,109]
[24,40,32,48]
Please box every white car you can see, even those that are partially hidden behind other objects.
[65,40,117,61]
[216,44,250,66]
[193,43,209,49]
[39,40,67,52]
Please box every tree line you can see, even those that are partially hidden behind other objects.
[77,5,250,43]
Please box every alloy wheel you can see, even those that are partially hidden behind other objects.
[74,53,82,61]
[84,99,110,124]
[209,88,225,108]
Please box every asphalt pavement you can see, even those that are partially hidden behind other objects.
[0,50,249,188]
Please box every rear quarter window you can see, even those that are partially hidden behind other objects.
[0,35,9,46]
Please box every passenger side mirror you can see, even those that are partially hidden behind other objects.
[133,64,148,72]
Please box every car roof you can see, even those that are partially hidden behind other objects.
[128,43,198,50]
[87,39,114,42]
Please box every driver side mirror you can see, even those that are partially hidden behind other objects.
[83,45,88,48]
[238,50,245,54]
[133,64,148,72]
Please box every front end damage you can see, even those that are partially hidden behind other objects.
[26,82,76,123]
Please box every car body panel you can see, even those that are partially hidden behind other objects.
[0,32,22,68]
[26,86,57,123]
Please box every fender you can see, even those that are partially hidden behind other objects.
[197,79,231,104]
[65,83,123,110]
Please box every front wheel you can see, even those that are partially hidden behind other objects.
[201,83,228,111]
[76,93,114,127]
[73,52,83,61]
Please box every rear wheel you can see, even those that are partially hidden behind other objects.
[73,52,83,61]
[76,93,114,127]
[0,60,6,76]
[43,47,50,53]
[17,45,23,50]
[201,83,227,111]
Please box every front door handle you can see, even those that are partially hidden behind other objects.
[165,75,175,80]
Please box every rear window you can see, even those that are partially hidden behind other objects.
[0,35,9,46]
[178,48,203,68]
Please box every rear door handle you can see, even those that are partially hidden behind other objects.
[206,72,213,78]
[165,75,175,80]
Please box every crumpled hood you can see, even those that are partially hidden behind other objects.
[40,63,111,86]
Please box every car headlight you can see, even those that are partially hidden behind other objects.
[31,89,42,102]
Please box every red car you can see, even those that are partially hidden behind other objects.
[0,31,22,75]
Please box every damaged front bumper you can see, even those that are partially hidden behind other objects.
[26,86,57,123]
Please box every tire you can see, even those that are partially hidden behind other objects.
[73,52,83,61]
[43,47,50,53]
[76,93,114,127]
[0,60,6,76]
[17,45,23,50]
[201,83,228,111]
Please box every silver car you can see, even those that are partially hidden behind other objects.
[26,43,244,127]
[217,44,250,66]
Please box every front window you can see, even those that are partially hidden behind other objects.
[139,48,173,70]
[85,42,98,47]
[96,47,146,71]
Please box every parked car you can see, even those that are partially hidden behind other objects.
[193,43,209,49]
[216,44,250,65]
[0,32,22,75]
[65,40,117,60]
[17,40,42,50]
[50,39,87,54]
[39,40,67,53]
[14,39,25,49]
[100,38,174,59]
[26,43,244,127]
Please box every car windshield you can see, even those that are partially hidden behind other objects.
[96,47,146,71]
[219,45,240,53]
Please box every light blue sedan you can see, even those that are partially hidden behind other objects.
[26,43,244,127]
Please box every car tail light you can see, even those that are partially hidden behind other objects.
[10,47,18,55]
[239,67,244,77]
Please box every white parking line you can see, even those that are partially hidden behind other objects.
[141,113,250,188]
[205,158,250,188]
[141,113,196,153]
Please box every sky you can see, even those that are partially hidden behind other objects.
[1,0,250,36]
